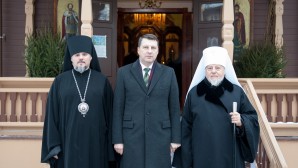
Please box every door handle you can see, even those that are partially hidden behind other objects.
[0,34,6,40]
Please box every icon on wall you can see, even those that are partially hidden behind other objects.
[62,3,79,39]
[233,0,251,59]
[56,0,80,39]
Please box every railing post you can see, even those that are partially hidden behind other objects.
[0,92,7,121]
[285,94,294,122]
[40,93,48,122]
[265,94,273,122]
[10,93,17,122]
[276,94,284,122]
[30,93,38,122]
[20,93,28,122]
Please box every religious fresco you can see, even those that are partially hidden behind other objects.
[57,0,80,39]
[233,0,250,58]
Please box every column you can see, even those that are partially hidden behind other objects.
[275,0,284,48]
[221,0,234,60]
[81,0,93,37]
[25,0,35,77]
[25,0,35,41]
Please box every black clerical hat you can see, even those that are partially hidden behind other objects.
[63,35,101,72]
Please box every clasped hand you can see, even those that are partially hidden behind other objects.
[114,143,181,155]
[230,111,242,127]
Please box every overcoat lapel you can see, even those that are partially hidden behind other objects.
[148,63,163,95]
[130,60,148,93]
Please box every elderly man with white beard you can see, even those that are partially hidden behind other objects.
[173,46,260,168]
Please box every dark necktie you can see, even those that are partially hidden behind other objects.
[143,68,150,87]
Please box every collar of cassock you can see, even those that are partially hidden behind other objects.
[196,77,234,112]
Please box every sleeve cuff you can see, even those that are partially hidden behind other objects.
[41,145,61,163]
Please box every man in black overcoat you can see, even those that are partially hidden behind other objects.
[112,34,181,168]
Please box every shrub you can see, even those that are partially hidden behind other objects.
[25,28,66,77]
[234,43,286,78]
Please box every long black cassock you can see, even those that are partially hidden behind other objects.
[174,78,259,168]
[41,69,114,168]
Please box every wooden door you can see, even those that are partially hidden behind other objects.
[193,0,223,74]
[92,0,117,88]
[0,0,2,76]
[1,0,26,76]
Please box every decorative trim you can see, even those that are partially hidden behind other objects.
[0,135,42,140]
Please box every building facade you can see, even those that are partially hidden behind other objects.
[1,0,297,90]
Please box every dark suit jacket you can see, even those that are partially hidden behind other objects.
[112,60,181,168]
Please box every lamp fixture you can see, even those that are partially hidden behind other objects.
[133,13,166,27]
[139,0,162,9]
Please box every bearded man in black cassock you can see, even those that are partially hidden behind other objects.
[41,35,114,168]
[173,46,259,168]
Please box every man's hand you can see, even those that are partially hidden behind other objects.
[114,143,124,155]
[170,143,181,153]
[230,111,242,127]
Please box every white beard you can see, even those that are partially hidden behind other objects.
[74,66,88,73]
[208,76,224,86]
